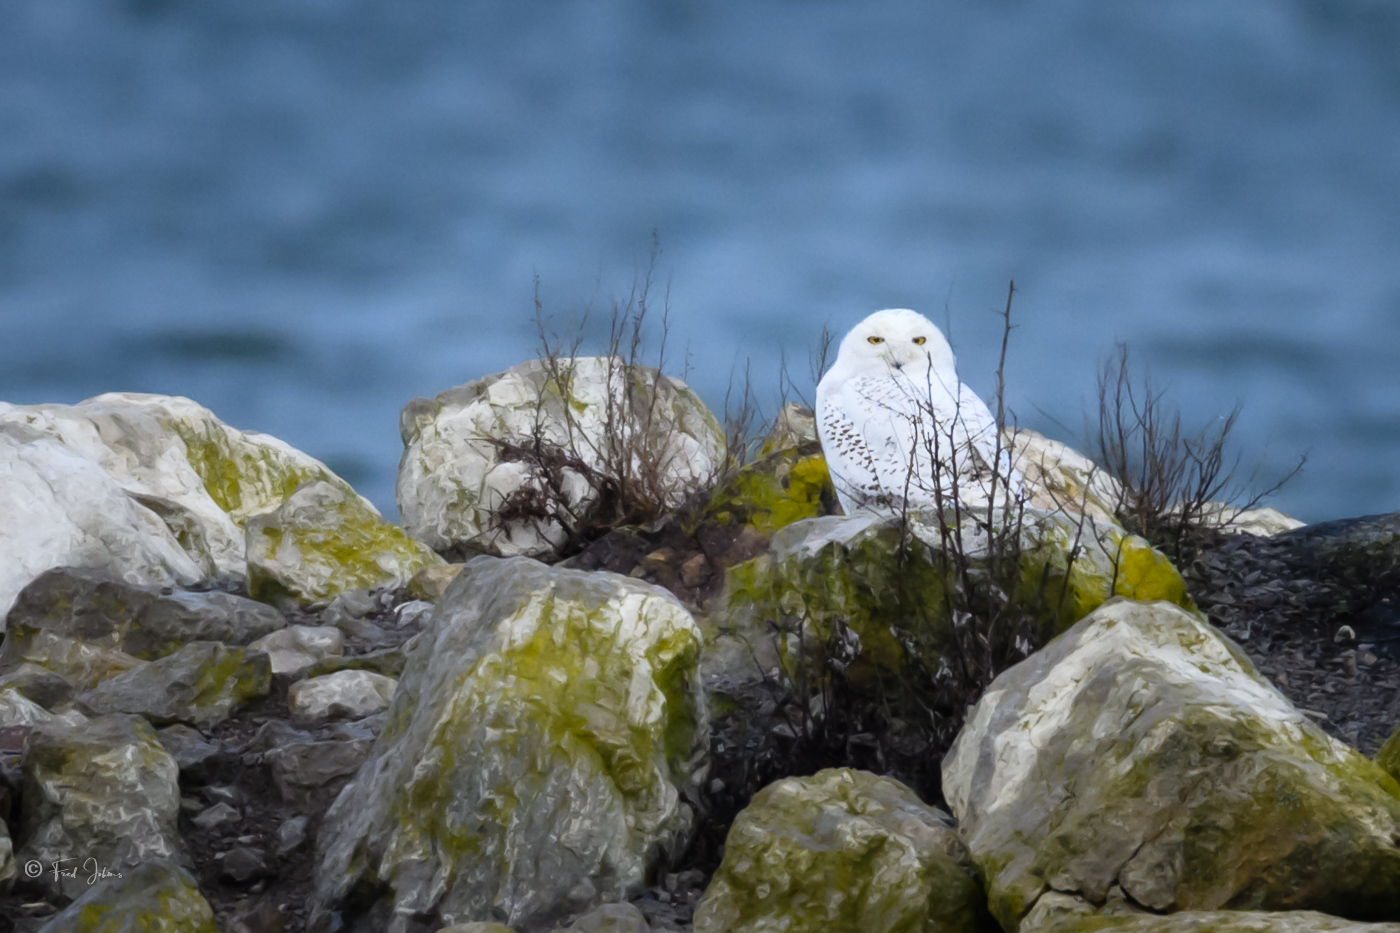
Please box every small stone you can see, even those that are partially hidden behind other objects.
[192,802,241,829]
[220,846,270,883]
[288,670,397,720]
[679,554,710,589]
[276,815,310,856]
[1336,624,1357,643]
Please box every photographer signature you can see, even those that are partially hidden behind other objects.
[23,858,123,885]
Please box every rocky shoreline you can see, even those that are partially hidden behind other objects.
[2,363,1399,933]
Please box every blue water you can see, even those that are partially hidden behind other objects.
[3,1,1398,523]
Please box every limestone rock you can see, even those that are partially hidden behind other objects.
[558,903,652,932]
[245,479,444,607]
[17,714,185,902]
[757,403,819,458]
[725,508,1191,698]
[157,724,220,777]
[1003,428,1122,525]
[266,736,375,814]
[288,669,397,719]
[0,423,203,627]
[248,624,344,676]
[79,642,271,727]
[34,859,218,933]
[0,663,76,709]
[311,557,708,932]
[0,818,11,895]
[0,688,73,728]
[1024,906,1400,933]
[943,599,1400,931]
[0,392,371,583]
[693,768,986,933]
[407,562,468,601]
[1,567,285,667]
[705,440,836,537]
[441,925,518,933]
[0,630,145,692]
[396,356,726,558]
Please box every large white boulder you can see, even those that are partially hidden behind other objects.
[943,598,1400,931]
[0,392,372,588]
[0,424,203,626]
[397,357,726,558]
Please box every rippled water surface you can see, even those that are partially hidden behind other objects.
[3,1,1398,521]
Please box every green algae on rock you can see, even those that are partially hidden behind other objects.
[693,768,989,933]
[34,859,218,933]
[17,715,186,903]
[1376,724,1400,783]
[0,567,285,667]
[724,508,1192,695]
[942,599,1400,932]
[245,479,444,607]
[310,557,708,932]
[79,642,271,728]
[396,356,727,559]
[704,440,836,536]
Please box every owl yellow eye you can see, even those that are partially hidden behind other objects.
[912,336,927,345]
[867,336,884,345]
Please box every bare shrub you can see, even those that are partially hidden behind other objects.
[1093,342,1304,562]
[488,262,727,557]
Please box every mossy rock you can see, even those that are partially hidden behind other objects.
[79,642,271,727]
[246,479,444,607]
[18,715,185,903]
[310,556,709,932]
[0,567,285,669]
[943,599,1400,932]
[694,768,990,933]
[704,440,837,536]
[723,508,1192,692]
[35,859,218,933]
[1376,724,1400,783]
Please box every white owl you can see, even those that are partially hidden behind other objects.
[816,308,1024,515]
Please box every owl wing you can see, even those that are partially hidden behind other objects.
[817,378,889,512]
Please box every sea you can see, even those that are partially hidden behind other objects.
[2,0,1398,524]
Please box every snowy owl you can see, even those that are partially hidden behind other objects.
[816,308,1024,515]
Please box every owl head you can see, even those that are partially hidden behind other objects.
[831,308,956,377]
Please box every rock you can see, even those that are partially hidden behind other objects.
[693,768,986,933]
[266,737,375,813]
[1376,724,1400,783]
[393,598,436,628]
[311,557,709,932]
[0,663,76,709]
[1,567,285,665]
[245,480,444,607]
[288,670,397,719]
[757,402,819,457]
[0,688,75,729]
[705,440,837,537]
[219,845,270,883]
[943,598,1400,932]
[247,624,345,676]
[1276,511,1400,595]
[441,925,518,933]
[275,815,310,857]
[407,562,468,601]
[0,631,145,693]
[558,903,651,932]
[303,644,411,680]
[33,859,218,933]
[1003,427,1122,525]
[1023,906,1400,933]
[0,422,203,626]
[191,801,241,829]
[1210,505,1307,537]
[0,392,372,583]
[396,356,726,559]
[79,642,271,727]
[725,508,1191,698]
[157,724,221,776]
[16,714,185,901]
[0,817,11,896]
